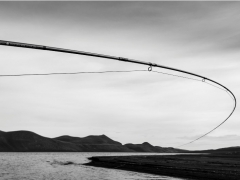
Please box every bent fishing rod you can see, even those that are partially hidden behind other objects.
[0,40,237,147]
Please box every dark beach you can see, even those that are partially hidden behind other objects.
[85,154,240,180]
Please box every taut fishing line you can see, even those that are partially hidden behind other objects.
[0,40,236,148]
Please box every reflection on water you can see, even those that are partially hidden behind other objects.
[0,152,186,180]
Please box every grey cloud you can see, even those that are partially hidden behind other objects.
[2,2,240,54]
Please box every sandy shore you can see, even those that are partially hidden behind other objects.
[84,154,240,180]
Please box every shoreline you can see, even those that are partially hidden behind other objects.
[84,154,240,180]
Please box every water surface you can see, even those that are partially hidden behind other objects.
[0,152,186,180]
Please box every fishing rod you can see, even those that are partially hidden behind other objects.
[0,40,236,147]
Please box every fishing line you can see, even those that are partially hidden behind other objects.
[204,81,226,92]
[0,70,148,77]
[152,70,201,82]
[0,40,236,148]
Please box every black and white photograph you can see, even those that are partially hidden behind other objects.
[0,1,239,180]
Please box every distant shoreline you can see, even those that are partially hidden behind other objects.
[85,154,240,180]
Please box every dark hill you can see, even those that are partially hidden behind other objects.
[124,142,187,153]
[125,142,157,152]
[54,134,121,145]
[0,130,131,152]
[0,130,80,152]
[197,146,240,155]
[0,130,185,152]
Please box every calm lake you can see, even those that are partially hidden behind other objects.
[0,152,186,180]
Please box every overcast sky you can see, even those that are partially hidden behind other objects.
[0,2,239,150]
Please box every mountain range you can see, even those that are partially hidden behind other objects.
[1,130,239,153]
[0,130,186,152]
